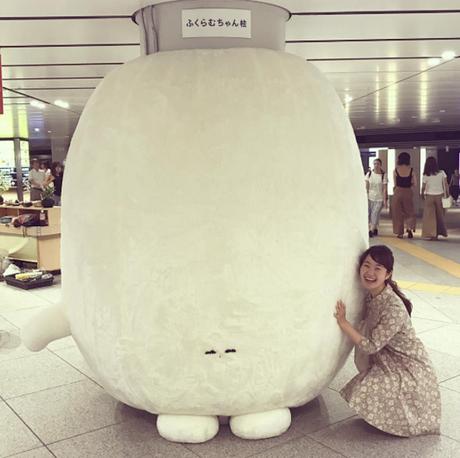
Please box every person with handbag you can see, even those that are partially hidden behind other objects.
[421,156,449,240]
[365,158,388,238]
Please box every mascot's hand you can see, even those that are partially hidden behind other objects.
[22,304,71,351]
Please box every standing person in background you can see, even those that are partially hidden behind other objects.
[47,162,64,206]
[392,152,417,239]
[421,157,449,241]
[365,158,388,238]
[449,169,459,205]
[28,159,46,201]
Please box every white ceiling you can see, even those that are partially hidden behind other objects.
[1,0,460,144]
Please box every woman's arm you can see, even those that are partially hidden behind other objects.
[444,177,450,197]
[411,171,417,189]
[334,301,365,345]
[44,174,55,186]
[421,183,426,200]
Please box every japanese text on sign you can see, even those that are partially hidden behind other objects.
[182,9,251,39]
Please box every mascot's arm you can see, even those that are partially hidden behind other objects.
[22,304,71,351]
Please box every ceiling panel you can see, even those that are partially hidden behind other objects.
[0,19,138,45]
[2,0,460,15]
[1,64,122,79]
[287,13,460,40]
[1,45,139,66]
[1,1,460,143]
[287,40,460,60]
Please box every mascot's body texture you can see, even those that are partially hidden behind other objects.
[23,48,368,443]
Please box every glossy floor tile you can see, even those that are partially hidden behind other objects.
[1,218,460,457]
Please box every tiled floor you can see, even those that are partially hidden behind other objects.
[1,213,460,457]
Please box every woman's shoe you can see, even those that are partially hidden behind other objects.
[373,229,378,236]
[368,230,374,238]
[407,230,413,239]
[397,234,404,239]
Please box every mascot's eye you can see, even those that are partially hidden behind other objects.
[225,349,236,353]
[205,350,217,355]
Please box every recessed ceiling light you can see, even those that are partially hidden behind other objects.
[30,100,45,109]
[344,94,353,104]
[439,109,446,113]
[54,100,70,109]
[34,128,40,132]
[411,115,417,119]
[47,130,52,134]
[441,50,456,61]
[427,57,441,66]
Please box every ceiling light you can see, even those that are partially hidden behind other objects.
[427,58,441,66]
[30,100,45,109]
[34,128,40,132]
[47,130,52,134]
[54,100,70,109]
[411,115,417,119]
[344,94,353,104]
[441,50,456,61]
[439,109,446,113]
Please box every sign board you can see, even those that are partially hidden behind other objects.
[182,8,251,39]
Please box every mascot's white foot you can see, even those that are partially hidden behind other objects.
[157,414,219,443]
[21,304,71,351]
[230,408,291,439]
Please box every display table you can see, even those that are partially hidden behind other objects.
[0,205,61,271]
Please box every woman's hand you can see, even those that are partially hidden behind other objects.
[334,300,348,326]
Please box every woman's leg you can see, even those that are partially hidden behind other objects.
[392,190,404,236]
[434,195,448,237]
[402,189,416,232]
[370,200,383,232]
[422,195,436,238]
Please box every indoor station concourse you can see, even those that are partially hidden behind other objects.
[1,1,460,457]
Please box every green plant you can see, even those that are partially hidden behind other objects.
[0,171,12,193]
[40,185,54,199]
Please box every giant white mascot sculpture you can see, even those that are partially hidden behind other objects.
[23,1,367,444]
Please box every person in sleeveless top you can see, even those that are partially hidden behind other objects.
[392,152,416,239]
[421,157,449,240]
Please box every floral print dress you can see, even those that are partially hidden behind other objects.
[340,285,441,437]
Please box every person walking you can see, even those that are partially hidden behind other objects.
[391,152,416,239]
[449,169,459,205]
[421,157,449,240]
[365,158,388,237]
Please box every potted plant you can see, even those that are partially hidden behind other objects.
[0,170,12,205]
[40,185,55,208]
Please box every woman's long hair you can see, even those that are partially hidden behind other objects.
[358,245,412,316]
[423,156,440,176]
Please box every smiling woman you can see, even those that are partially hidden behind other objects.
[335,245,441,437]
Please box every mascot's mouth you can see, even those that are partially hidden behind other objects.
[205,348,237,358]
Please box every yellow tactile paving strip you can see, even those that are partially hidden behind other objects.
[397,281,460,296]
[381,236,460,280]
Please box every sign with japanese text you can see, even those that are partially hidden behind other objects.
[182,9,251,39]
